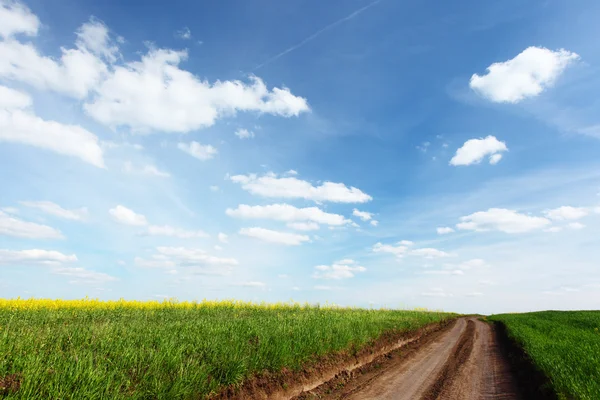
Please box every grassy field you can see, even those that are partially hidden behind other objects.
[0,298,454,399]
[489,310,600,400]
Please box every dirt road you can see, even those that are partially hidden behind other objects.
[306,318,521,400]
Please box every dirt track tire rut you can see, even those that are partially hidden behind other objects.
[303,317,521,400]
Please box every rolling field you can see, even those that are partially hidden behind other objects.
[489,311,600,400]
[0,298,454,399]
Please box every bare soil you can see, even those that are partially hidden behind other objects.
[296,317,522,400]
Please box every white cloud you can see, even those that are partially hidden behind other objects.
[457,259,488,270]
[437,227,454,235]
[146,225,209,238]
[75,17,119,63]
[239,281,266,288]
[178,141,217,161]
[0,0,40,38]
[210,185,220,192]
[0,211,63,239]
[352,208,373,221]
[53,267,117,284]
[286,169,298,175]
[457,208,550,233]
[312,259,366,280]
[123,161,170,178]
[1,207,18,214]
[287,222,320,231]
[101,141,143,151]
[543,206,588,221]
[372,242,411,258]
[544,226,563,233]
[230,172,372,203]
[84,49,309,133]
[226,203,349,226]
[450,136,508,166]
[218,233,228,243]
[108,205,148,226]
[175,27,192,40]
[20,201,88,221]
[135,246,238,275]
[239,227,310,245]
[568,222,585,230]
[410,248,451,259]
[470,46,580,103]
[370,220,379,226]
[235,128,255,139]
[0,86,105,168]
[0,249,76,265]
[0,36,108,99]
[0,85,31,109]
[489,153,503,165]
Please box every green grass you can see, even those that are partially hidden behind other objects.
[0,299,454,399]
[489,310,600,400]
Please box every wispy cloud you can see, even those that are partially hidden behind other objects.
[254,0,382,70]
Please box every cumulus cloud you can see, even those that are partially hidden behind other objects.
[0,249,76,265]
[544,226,563,233]
[0,0,39,38]
[0,84,31,109]
[410,248,452,259]
[370,220,378,226]
[146,225,209,239]
[312,259,366,280]
[0,86,105,168]
[239,227,310,245]
[135,246,238,275]
[352,209,373,221]
[226,203,349,226]
[470,46,580,103]
[0,32,109,98]
[178,141,217,161]
[568,222,585,230]
[372,241,411,258]
[123,161,170,178]
[0,211,63,239]
[108,205,148,226]
[1,3,308,136]
[457,259,489,270]
[235,128,255,139]
[53,266,117,284]
[287,222,320,231]
[373,241,451,259]
[75,17,120,63]
[84,49,309,132]
[457,208,550,233]
[437,227,454,234]
[230,172,372,203]
[450,136,507,166]
[218,233,228,243]
[20,201,88,221]
[543,206,588,221]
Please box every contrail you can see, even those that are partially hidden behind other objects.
[254,0,382,70]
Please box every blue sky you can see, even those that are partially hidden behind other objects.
[1,0,599,314]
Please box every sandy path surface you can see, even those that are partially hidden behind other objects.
[309,317,521,400]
